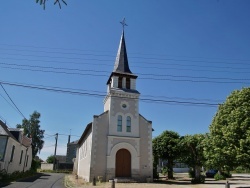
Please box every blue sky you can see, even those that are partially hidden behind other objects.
[1,0,250,161]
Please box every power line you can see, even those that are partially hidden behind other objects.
[0,63,250,84]
[1,56,250,74]
[1,45,250,67]
[0,83,26,119]
[0,80,220,107]
[1,51,250,72]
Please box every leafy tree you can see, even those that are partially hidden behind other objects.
[17,111,45,158]
[46,155,56,164]
[204,87,250,172]
[179,134,206,183]
[36,0,67,9]
[153,130,180,179]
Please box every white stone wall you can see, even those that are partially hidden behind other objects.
[108,93,140,137]
[89,112,109,182]
[139,115,153,182]
[41,163,53,170]
[3,137,32,173]
[77,128,92,182]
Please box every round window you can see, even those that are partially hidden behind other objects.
[122,104,127,108]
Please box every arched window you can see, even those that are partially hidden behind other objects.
[117,115,122,132]
[126,116,131,132]
[126,78,130,89]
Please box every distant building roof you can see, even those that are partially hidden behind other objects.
[68,140,79,145]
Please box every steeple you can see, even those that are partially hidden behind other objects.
[113,30,132,74]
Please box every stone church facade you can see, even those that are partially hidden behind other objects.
[75,29,153,182]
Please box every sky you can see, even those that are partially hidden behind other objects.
[0,0,250,161]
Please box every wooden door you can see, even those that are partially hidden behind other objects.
[115,149,131,177]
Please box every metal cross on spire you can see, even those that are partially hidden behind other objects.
[120,18,128,30]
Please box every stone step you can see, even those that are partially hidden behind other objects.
[113,178,137,183]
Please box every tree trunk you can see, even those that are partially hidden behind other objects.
[195,165,201,179]
[167,159,174,179]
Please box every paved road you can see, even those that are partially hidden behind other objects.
[1,173,65,188]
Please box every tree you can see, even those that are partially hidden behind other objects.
[153,130,180,179]
[17,111,45,158]
[46,155,56,164]
[36,0,67,9]
[179,134,206,183]
[204,87,250,172]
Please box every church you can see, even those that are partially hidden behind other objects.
[75,25,153,182]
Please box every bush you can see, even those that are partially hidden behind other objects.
[235,166,250,173]
[214,173,226,180]
[214,171,231,180]
[191,175,205,184]
[161,167,168,176]
[0,169,36,183]
[31,159,41,172]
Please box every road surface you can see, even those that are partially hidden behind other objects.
[2,173,65,188]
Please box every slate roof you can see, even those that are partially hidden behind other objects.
[0,120,17,141]
[0,120,32,147]
[113,30,132,74]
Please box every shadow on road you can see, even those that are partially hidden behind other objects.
[17,173,51,182]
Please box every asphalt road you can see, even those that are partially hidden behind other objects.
[1,173,65,188]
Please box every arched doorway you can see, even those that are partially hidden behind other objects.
[115,149,131,177]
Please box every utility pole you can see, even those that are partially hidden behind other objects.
[53,133,58,170]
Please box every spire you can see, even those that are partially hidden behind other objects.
[113,19,132,74]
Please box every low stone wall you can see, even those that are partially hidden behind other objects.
[173,167,189,173]
[41,163,53,170]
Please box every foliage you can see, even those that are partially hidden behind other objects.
[153,155,159,179]
[38,169,72,173]
[191,175,205,184]
[31,159,41,171]
[188,169,195,178]
[204,87,250,171]
[234,166,250,173]
[161,167,168,176]
[214,173,226,180]
[36,0,67,9]
[179,134,206,182]
[17,111,45,158]
[46,155,56,164]
[0,169,36,183]
[153,130,180,179]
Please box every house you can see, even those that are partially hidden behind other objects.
[75,28,153,182]
[0,120,32,173]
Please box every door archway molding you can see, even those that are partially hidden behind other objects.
[107,142,139,169]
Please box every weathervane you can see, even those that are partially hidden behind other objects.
[120,18,128,30]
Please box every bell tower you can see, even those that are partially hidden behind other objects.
[104,20,140,137]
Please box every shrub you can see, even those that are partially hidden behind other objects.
[31,159,41,172]
[161,167,168,176]
[214,173,226,180]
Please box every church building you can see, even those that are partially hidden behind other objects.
[75,26,153,182]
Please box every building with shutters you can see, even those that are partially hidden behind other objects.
[75,28,153,182]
